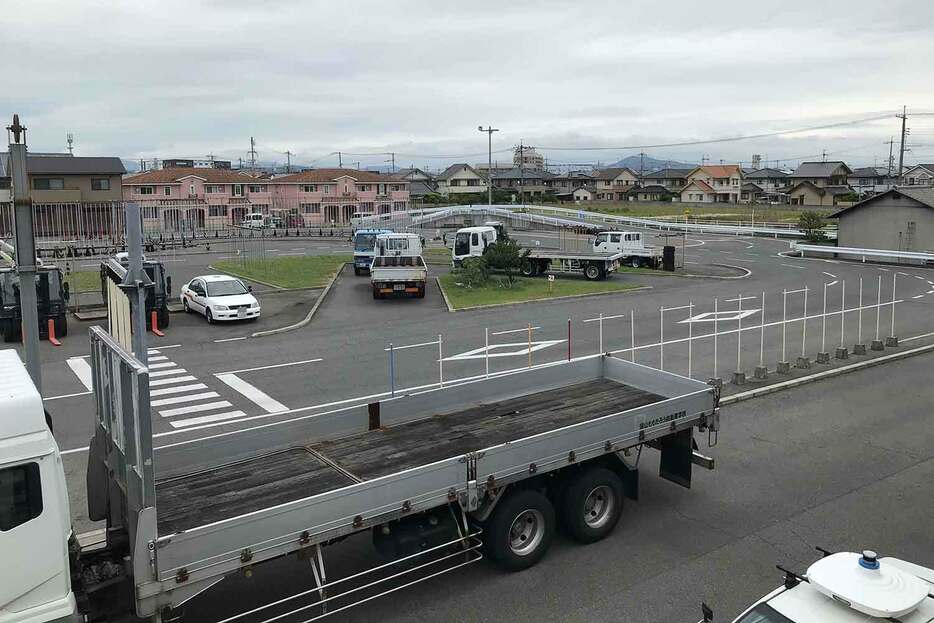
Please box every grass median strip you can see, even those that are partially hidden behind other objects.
[214,254,351,289]
[439,273,640,309]
[64,270,100,293]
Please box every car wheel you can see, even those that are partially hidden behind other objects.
[183,299,190,313]
[205,308,214,324]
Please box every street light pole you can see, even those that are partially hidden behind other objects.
[478,125,499,205]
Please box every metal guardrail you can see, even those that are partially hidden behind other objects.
[793,243,934,263]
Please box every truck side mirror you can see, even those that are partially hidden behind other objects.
[63,281,70,301]
[247,285,253,292]
[701,603,713,622]
[165,276,172,296]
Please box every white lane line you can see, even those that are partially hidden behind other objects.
[897,272,912,277]
[822,271,837,279]
[148,349,161,354]
[214,336,248,343]
[216,373,288,413]
[66,358,94,391]
[151,392,220,407]
[916,275,925,280]
[276,251,305,256]
[150,383,208,397]
[148,362,177,369]
[152,344,181,350]
[827,280,839,286]
[149,375,198,386]
[159,401,232,418]
[912,295,924,299]
[214,358,323,376]
[149,355,168,362]
[169,410,247,428]
[780,263,807,270]
[878,267,890,272]
[902,331,934,342]
[43,390,92,401]
[149,368,189,378]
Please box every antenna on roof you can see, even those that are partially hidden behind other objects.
[66,133,74,155]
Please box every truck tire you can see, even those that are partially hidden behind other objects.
[416,284,426,298]
[629,257,642,268]
[520,259,537,277]
[372,287,381,300]
[584,264,601,280]
[157,307,170,329]
[559,467,624,544]
[55,314,68,338]
[354,266,361,276]
[483,488,555,571]
[2,321,15,343]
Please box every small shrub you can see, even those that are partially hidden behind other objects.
[798,211,827,242]
[484,238,529,286]
[458,256,489,288]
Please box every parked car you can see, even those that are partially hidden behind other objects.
[180,274,260,323]
[240,212,266,228]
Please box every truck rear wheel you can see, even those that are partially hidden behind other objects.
[629,257,642,268]
[559,467,624,544]
[584,264,601,280]
[520,259,537,277]
[416,284,426,298]
[157,307,170,329]
[354,266,361,276]
[483,488,555,571]
[55,314,68,338]
[2,321,16,343]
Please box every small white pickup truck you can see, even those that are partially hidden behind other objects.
[370,232,428,299]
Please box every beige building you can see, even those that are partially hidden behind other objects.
[786,181,851,207]
[514,146,544,171]
[831,187,934,253]
[685,165,743,202]
[902,164,934,186]
[789,161,852,187]
[593,167,639,200]
[435,163,487,195]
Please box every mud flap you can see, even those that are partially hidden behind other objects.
[86,427,110,521]
[658,428,693,489]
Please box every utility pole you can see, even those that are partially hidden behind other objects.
[285,150,292,173]
[478,125,499,205]
[821,150,827,162]
[7,115,41,391]
[249,136,257,172]
[238,157,243,170]
[639,151,645,177]
[338,151,342,168]
[139,158,145,172]
[519,141,525,206]
[887,137,895,177]
[388,152,395,173]
[897,106,908,185]
[206,152,216,168]
[66,132,74,155]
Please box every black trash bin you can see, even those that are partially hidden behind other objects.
[663,245,676,271]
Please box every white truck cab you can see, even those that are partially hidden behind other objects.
[592,231,662,268]
[0,349,77,622]
[374,232,423,258]
[713,550,934,623]
[452,226,498,263]
[240,212,265,229]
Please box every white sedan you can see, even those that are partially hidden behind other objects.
[180,275,260,323]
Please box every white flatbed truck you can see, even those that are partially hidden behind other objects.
[370,232,428,298]
[452,225,658,280]
[1,327,719,622]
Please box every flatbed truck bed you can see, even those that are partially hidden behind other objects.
[156,378,662,534]
[67,327,719,620]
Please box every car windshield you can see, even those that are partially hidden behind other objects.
[735,603,795,623]
[354,233,378,251]
[206,280,248,297]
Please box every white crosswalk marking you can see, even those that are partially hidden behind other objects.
[216,373,288,413]
[149,375,198,386]
[169,410,247,428]
[150,383,208,396]
[149,362,177,369]
[151,392,220,407]
[159,401,232,418]
[148,355,168,362]
[66,357,93,391]
[150,368,188,377]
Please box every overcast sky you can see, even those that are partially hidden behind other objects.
[4,0,934,170]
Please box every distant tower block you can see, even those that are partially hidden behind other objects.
[751,154,761,169]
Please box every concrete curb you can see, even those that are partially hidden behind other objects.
[250,263,346,338]
[720,341,934,406]
[436,276,455,313]
[437,280,652,313]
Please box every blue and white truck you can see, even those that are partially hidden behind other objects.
[352,228,392,275]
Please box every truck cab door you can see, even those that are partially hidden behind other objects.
[593,233,609,252]
[0,456,73,616]
[470,232,483,256]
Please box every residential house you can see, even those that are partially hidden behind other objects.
[271,168,409,224]
[123,167,272,229]
[785,181,851,207]
[639,168,692,192]
[392,168,439,199]
[744,168,789,196]
[633,185,675,202]
[679,180,717,203]
[1,153,125,238]
[788,161,852,187]
[847,167,895,196]
[830,187,934,254]
[489,168,555,201]
[556,187,596,202]
[740,183,766,203]
[593,167,640,200]
[550,171,594,194]
[901,164,934,186]
[435,163,487,196]
[685,165,743,202]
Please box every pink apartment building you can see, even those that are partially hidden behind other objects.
[122,167,409,230]
[271,169,409,225]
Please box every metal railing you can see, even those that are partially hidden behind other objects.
[793,242,934,263]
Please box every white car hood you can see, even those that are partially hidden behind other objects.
[207,293,257,306]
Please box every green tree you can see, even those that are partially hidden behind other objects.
[484,238,529,286]
[458,256,489,288]
[798,211,827,242]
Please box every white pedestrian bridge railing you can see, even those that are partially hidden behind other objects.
[793,243,934,263]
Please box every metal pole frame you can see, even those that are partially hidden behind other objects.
[758,292,766,368]
[840,280,846,347]
[630,309,635,363]
[875,275,882,341]
[736,293,742,373]
[889,273,897,339]
[713,298,719,379]
[659,306,664,371]
[484,328,490,378]
[781,288,787,362]
[801,286,808,358]
[857,277,863,345]
[438,334,444,387]
[821,283,828,353]
[388,343,395,398]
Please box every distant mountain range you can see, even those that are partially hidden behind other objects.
[608,155,696,172]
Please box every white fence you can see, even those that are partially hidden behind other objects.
[793,242,934,264]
